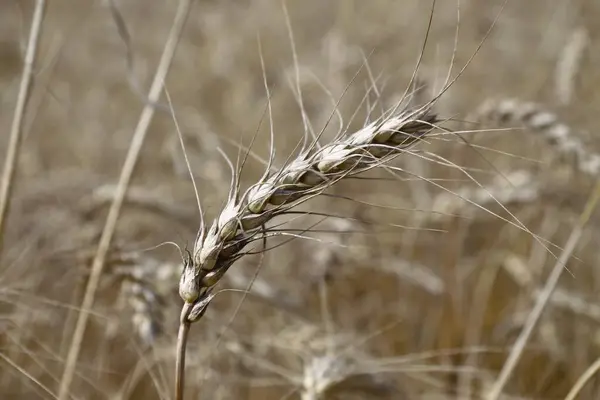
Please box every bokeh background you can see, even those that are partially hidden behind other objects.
[2,0,600,399]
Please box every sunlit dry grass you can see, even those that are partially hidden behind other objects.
[2,0,600,399]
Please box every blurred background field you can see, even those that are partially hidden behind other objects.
[2,0,600,399]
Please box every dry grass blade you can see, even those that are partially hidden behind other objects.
[0,0,46,252]
[0,351,56,399]
[564,356,600,400]
[57,1,193,398]
[555,27,588,106]
[503,254,600,322]
[486,178,600,400]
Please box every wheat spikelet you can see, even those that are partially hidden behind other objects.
[475,98,600,177]
[178,105,440,319]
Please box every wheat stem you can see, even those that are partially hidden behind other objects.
[486,179,600,400]
[564,356,600,400]
[175,303,192,400]
[57,1,192,398]
[0,0,46,252]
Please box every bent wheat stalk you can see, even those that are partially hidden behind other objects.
[173,0,513,396]
[179,106,438,309]
[174,103,439,398]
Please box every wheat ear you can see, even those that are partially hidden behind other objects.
[178,105,438,312]
[476,98,600,177]
[175,0,514,385]
[173,103,439,398]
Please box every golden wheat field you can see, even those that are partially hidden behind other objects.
[2,0,600,399]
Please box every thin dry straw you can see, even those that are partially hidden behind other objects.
[503,254,600,322]
[565,356,600,400]
[0,351,56,399]
[486,179,600,400]
[0,0,46,252]
[555,27,588,106]
[57,1,193,398]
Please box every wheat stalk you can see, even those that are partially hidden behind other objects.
[57,0,193,397]
[487,179,600,400]
[555,27,588,106]
[565,356,600,400]
[502,253,600,322]
[0,0,46,252]
[173,103,439,398]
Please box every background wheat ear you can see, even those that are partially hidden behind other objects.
[474,98,600,178]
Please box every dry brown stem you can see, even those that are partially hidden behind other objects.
[57,0,193,398]
[0,0,46,252]
[487,179,600,399]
